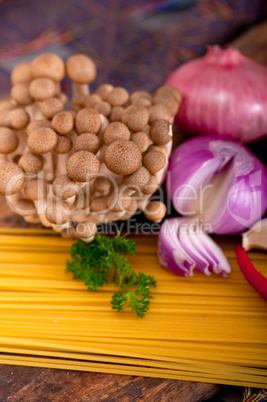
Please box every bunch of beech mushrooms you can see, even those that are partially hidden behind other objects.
[0,53,181,241]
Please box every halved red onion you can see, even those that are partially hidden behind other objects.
[166,136,267,235]
[158,218,231,277]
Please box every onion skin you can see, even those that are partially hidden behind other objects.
[166,135,267,235]
[166,46,267,143]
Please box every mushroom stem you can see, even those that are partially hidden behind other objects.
[99,114,109,133]
[66,54,97,107]
[33,186,53,228]
[26,102,44,121]
[102,210,126,223]
[54,153,68,177]
[0,154,8,163]
[71,83,90,106]
[55,83,61,96]
[41,152,54,183]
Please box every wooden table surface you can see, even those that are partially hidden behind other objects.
[1,19,267,402]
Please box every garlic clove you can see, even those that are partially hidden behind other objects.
[242,218,267,251]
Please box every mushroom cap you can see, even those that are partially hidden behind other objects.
[0,100,16,112]
[0,127,18,154]
[149,119,172,145]
[0,161,24,196]
[74,133,100,154]
[148,104,171,124]
[130,131,149,153]
[95,101,111,117]
[24,178,47,200]
[107,190,131,212]
[29,78,57,101]
[11,83,33,106]
[122,104,149,132]
[84,94,101,108]
[95,83,114,101]
[61,227,75,239]
[45,201,72,224]
[27,127,58,154]
[26,119,52,136]
[66,54,97,84]
[9,108,29,130]
[76,221,97,239]
[90,195,108,213]
[144,201,166,222]
[148,144,168,156]
[106,87,129,106]
[131,97,151,108]
[52,174,79,200]
[154,85,182,103]
[40,97,64,119]
[142,150,166,174]
[93,176,112,193]
[14,199,36,216]
[126,198,138,214]
[31,54,65,82]
[75,108,101,135]
[123,166,150,191]
[52,111,74,135]
[23,214,40,223]
[11,63,32,85]
[153,90,180,116]
[18,152,44,174]
[110,106,124,122]
[66,151,100,182]
[130,91,153,103]
[142,174,158,195]
[104,140,142,176]
[103,122,130,145]
[54,135,73,154]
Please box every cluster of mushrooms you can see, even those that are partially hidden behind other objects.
[0,53,181,241]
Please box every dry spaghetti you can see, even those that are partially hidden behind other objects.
[0,229,266,387]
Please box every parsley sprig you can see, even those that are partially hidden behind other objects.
[66,232,156,317]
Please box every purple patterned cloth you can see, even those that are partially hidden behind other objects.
[0,0,264,98]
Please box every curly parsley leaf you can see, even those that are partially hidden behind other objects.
[66,232,156,317]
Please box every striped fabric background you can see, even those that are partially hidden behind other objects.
[0,0,264,98]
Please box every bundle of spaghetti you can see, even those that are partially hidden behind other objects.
[0,228,267,387]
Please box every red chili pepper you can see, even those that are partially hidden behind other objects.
[236,245,267,302]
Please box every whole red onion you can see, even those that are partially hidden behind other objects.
[166,46,267,143]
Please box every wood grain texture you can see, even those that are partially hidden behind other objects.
[0,365,224,402]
